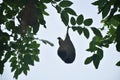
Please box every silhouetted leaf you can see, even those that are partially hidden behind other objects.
[92,1,99,5]
[72,27,83,35]
[72,27,78,31]
[0,60,4,74]
[3,51,12,63]
[41,0,52,3]
[116,25,120,51]
[116,61,120,66]
[97,48,103,60]
[64,8,77,16]
[102,4,111,18]
[55,0,61,2]
[30,41,40,48]
[23,70,27,75]
[77,14,84,25]
[85,56,93,64]
[70,17,76,25]
[33,23,39,34]
[6,21,15,31]
[116,43,120,52]
[41,39,54,46]
[34,55,39,62]
[56,5,61,13]
[14,68,22,79]
[59,1,73,7]
[91,27,103,38]
[83,27,89,39]
[93,54,100,69]
[23,54,34,66]
[61,10,69,26]
[84,18,93,26]
[43,11,49,16]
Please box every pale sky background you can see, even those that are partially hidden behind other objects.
[0,0,120,80]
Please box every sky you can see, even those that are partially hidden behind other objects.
[0,0,120,80]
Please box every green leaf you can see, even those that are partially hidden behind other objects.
[0,61,4,74]
[83,27,89,39]
[93,54,100,69]
[23,70,27,75]
[6,21,15,31]
[41,39,54,46]
[23,54,34,66]
[92,1,99,5]
[56,5,61,13]
[33,23,40,34]
[3,51,12,63]
[14,68,22,79]
[91,27,103,38]
[84,18,93,26]
[55,0,61,2]
[84,56,93,64]
[41,0,52,3]
[97,48,103,60]
[43,11,49,16]
[11,67,16,72]
[34,55,40,62]
[61,10,69,26]
[32,49,40,55]
[116,61,120,66]
[102,4,111,18]
[59,1,73,7]
[70,17,76,25]
[72,27,83,35]
[30,41,40,48]
[77,14,84,25]
[72,27,78,31]
[64,8,77,16]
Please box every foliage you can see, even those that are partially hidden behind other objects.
[0,0,120,79]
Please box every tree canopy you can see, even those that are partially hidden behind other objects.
[0,0,120,79]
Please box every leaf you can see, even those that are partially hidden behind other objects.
[84,56,93,64]
[83,27,90,39]
[92,1,99,5]
[3,51,12,63]
[41,0,52,3]
[84,18,93,26]
[72,27,78,31]
[33,23,40,34]
[43,11,49,16]
[6,21,15,31]
[14,68,22,79]
[116,61,120,66]
[23,54,34,66]
[0,60,4,74]
[64,8,77,16]
[91,27,103,38]
[77,14,84,25]
[97,48,103,60]
[23,70,27,75]
[55,0,61,2]
[61,10,69,26]
[72,27,83,35]
[55,5,61,13]
[70,17,76,25]
[102,4,111,18]
[93,54,100,69]
[86,41,97,52]
[59,1,73,7]
[11,67,16,72]
[30,41,40,48]
[34,55,40,62]
[41,39,54,46]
